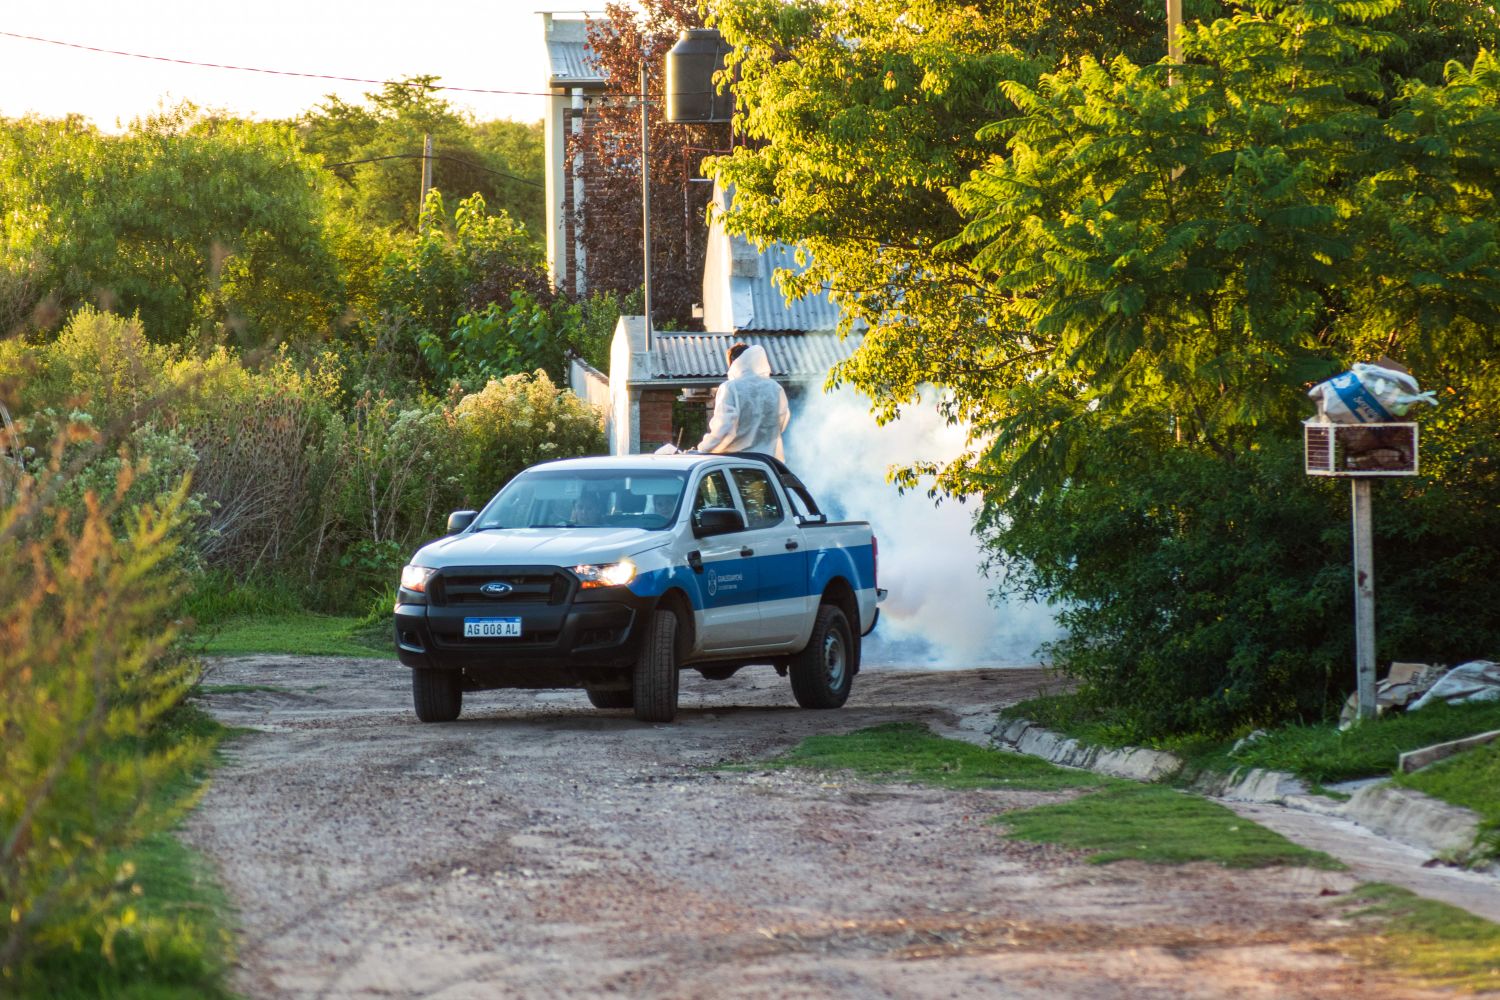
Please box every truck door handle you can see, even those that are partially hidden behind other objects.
[785,540,799,550]
[688,550,703,573]
[739,546,754,557]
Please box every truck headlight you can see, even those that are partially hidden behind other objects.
[400,565,436,593]
[572,559,636,589]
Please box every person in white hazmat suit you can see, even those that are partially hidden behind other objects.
[695,343,790,460]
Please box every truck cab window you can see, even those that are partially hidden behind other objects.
[694,470,733,514]
[730,468,784,529]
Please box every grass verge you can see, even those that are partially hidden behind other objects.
[744,722,1108,791]
[1344,883,1500,992]
[1395,740,1500,859]
[997,785,1343,868]
[1003,692,1500,785]
[192,612,394,658]
[745,724,1337,869]
[14,704,239,1000]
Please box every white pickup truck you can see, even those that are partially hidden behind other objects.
[394,452,882,723]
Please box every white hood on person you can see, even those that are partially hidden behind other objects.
[695,345,790,460]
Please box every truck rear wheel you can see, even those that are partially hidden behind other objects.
[586,686,634,709]
[412,668,462,722]
[632,609,679,723]
[790,605,853,710]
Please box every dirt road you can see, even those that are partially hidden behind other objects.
[186,657,1441,999]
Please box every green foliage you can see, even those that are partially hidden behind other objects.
[300,78,544,236]
[12,706,236,1000]
[1345,883,1500,992]
[713,0,1500,738]
[451,370,606,506]
[746,722,1107,791]
[998,784,1344,867]
[0,422,212,979]
[0,107,343,344]
[376,191,554,384]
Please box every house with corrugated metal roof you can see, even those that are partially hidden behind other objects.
[545,17,863,453]
[599,182,863,454]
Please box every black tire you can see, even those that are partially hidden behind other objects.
[790,605,854,710]
[412,668,462,722]
[586,686,634,709]
[632,608,680,723]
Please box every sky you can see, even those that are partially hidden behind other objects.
[0,0,599,130]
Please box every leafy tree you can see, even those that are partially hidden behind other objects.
[709,0,1500,735]
[0,106,343,345]
[300,78,544,236]
[578,1,728,323]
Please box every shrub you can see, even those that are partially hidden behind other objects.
[0,422,209,978]
[452,370,606,505]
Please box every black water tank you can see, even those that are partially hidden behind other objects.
[665,28,731,123]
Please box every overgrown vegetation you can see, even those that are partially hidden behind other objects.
[0,419,229,989]
[709,0,1500,739]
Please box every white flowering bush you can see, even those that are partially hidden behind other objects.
[452,370,605,505]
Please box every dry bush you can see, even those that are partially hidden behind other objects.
[0,421,207,978]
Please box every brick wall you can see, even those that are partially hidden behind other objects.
[637,389,676,451]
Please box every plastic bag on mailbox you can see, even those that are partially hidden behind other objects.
[1308,363,1437,423]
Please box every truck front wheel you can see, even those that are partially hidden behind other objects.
[586,686,634,710]
[412,668,462,722]
[790,605,854,710]
[632,609,680,723]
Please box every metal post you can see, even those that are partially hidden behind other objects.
[639,61,654,350]
[1351,478,1377,721]
[419,132,434,230]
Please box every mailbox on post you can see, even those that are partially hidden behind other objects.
[1305,362,1431,724]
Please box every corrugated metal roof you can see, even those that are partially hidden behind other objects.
[547,39,606,87]
[647,332,863,381]
[739,242,847,332]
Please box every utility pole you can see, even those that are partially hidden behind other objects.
[1351,479,1378,719]
[419,132,434,230]
[639,61,654,350]
[1167,0,1183,64]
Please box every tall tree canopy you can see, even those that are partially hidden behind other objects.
[708,0,1500,735]
[300,78,544,237]
[0,105,342,344]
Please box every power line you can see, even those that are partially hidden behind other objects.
[0,29,627,99]
[326,152,544,189]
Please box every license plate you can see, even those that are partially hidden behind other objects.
[463,617,521,638]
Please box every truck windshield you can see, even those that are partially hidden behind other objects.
[473,469,688,530]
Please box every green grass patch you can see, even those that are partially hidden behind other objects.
[1217,700,1500,784]
[745,722,1109,791]
[14,704,239,1000]
[193,612,394,658]
[1396,740,1500,859]
[998,784,1344,868]
[1344,883,1500,992]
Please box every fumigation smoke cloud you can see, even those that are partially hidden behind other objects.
[783,385,1062,669]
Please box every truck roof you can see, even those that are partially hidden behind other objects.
[529,453,785,474]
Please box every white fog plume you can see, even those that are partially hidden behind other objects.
[783,385,1063,669]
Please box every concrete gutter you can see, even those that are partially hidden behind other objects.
[985,716,1486,864]
[1399,728,1500,773]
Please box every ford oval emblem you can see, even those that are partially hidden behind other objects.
[480,581,514,597]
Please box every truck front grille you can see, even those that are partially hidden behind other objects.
[430,569,571,607]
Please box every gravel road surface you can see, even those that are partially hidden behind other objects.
[185,657,1450,999]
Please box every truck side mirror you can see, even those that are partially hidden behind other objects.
[447,510,479,534]
[693,507,745,537]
